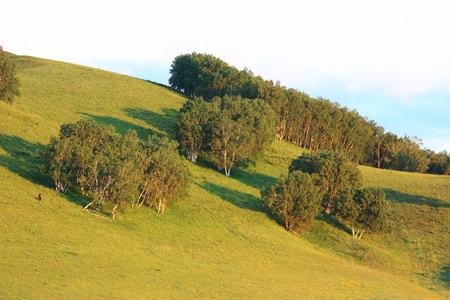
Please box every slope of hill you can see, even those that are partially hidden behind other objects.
[0,54,448,298]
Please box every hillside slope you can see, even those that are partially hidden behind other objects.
[0,54,448,298]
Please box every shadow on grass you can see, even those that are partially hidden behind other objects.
[314,213,352,235]
[440,266,450,288]
[123,108,178,138]
[80,113,159,140]
[198,181,269,214]
[383,188,450,209]
[232,168,278,190]
[0,133,92,208]
[0,133,48,186]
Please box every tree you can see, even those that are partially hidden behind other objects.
[177,98,216,162]
[39,136,75,193]
[334,188,389,238]
[353,188,389,238]
[427,150,450,175]
[40,120,191,217]
[169,52,241,99]
[177,95,275,176]
[383,135,430,173]
[0,52,20,104]
[289,151,362,214]
[208,95,275,176]
[261,171,323,231]
[137,135,190,214]
[168,53,200,97]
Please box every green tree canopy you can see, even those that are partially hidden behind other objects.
[177,97,217,162]
[177,95,275,176]
[0,52,20,104]
[289,151,362,214]
[40,119,190,217]
[169,52,436,174]
[261,171,323,231]
[333,188,389,238]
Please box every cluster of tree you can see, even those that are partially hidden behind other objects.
[177,95,276,176]
[40,120,190,217]
[169,52,450,175]
[426,149,450,175]
[0,51,20,104]
[261,151,390,238]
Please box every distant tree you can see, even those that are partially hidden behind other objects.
[369,123,387,169]
[169,52,439,173]
[388,135,430,173]
[169,52,241,99]
[289,151,362,214]
[261,171,323,231]
[0,52,20,104]
[169,53,200,97]
[427,150,450,175]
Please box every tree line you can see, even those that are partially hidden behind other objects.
[169,52,450,175]
[40,120,190,217]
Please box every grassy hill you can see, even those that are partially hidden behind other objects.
[0,54,448,298]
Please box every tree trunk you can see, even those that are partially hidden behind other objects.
[358,230,365,239]
[323,201,332,214]
[112,204,119,220]
[83,201,94,211]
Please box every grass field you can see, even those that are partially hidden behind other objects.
[0,54,448,298]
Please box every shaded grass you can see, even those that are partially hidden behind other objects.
[124,107,179,139]
[198,181,267,213]
[0,133,47,186]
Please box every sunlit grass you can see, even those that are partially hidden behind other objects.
[0,54,448,298]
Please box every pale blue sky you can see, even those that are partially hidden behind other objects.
[2,0,449,151]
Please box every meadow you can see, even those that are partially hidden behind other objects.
[0,54,448,298]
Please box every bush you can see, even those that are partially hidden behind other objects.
[0,52,20,104]
[40,120,190,216]
[334,188,389,238]
[261,171,323,231]
[289,151,362,214]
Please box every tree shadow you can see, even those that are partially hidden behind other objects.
[314,213,352,235]
[0,133,92,208]
[0,133,48,186]
[80,113,159,140]
[123,108,179,138]
[439,266,450,289]
[198,181,269,214]
[232,168,278,190]
[382,188,450,209]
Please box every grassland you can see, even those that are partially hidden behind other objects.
[0,54,448,298]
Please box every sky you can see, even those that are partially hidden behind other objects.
[2,0,449,152]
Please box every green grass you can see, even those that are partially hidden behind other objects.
[0,54,448,298]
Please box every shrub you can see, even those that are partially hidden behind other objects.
[261,171,323,231]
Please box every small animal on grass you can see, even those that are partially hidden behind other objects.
[38,192,42,201]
